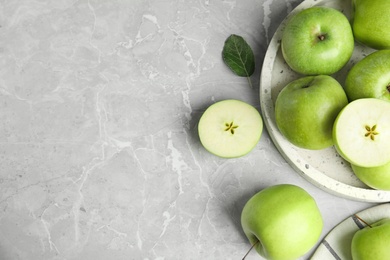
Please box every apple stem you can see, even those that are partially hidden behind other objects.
[318,34,326,41]
[242,240,259,260]
[387,83,390,93]
[354,214,372,228]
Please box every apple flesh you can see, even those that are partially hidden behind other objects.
[351,218,390,260]
[351,160,390,191]
[198,99,263,158]
[345,50,390,101]
[275,75,348,150]
[241,184,323,260]
[281,6,354,75]
[352,0,390,49]
[333,98,390,167]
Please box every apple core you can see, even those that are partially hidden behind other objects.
[224,121,239,134]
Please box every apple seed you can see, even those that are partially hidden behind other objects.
[364,125,379,141]
[225,121,239,134]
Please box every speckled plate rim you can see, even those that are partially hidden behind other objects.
[311,203,390,259]
[259,0,390,203]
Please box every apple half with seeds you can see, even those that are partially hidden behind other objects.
[198,99,263,158]
[333,98,390,167]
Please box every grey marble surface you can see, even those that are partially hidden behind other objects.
[0,0,375,259]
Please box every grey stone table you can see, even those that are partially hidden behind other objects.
[0,0,375,259]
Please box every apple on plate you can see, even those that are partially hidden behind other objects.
[351,160,390,191]
[344,49,390,101]
[275,75,348,150]
[333,98,390,167]
[241,184,323,260]
[351,218,390,260]
[281,6,354,75]
[198,99,263,158]
[351,0,390,49]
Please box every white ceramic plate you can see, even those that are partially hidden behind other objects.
[259,0,390,202]
[311,203,390,259]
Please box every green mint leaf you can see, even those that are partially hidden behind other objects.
[222,34,255,83]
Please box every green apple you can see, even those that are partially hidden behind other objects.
[351,218,390,260]
[241,184,323,260]
[333,98,390,167]
[275,75,348,150]
[198,99,263,158]
[281,6,354,75]
[345,50,390,101]
[351,0,390,49]
[351,160,390,190]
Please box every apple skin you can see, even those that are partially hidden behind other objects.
[281,6,354,75]
[352,0,390,49]
[241,184,323,260]
[351,160,390,190]
[345,50,390,101]
[351,218,390,260]
[275,75,348,150]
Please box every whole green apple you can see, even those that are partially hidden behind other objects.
[351,160,390,190]
[351,218,390,260]
[345,49,390,101]
[352,0,390,49]
[241,184,323,260]
[333,98,390,168]
[281,6,354,75]
[198,99,263,158]
[275,75,348,150]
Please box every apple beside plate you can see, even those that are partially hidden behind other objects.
[259,0,390,202]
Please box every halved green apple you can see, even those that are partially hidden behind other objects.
[198,99,263,158]
[333,98,390,167]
